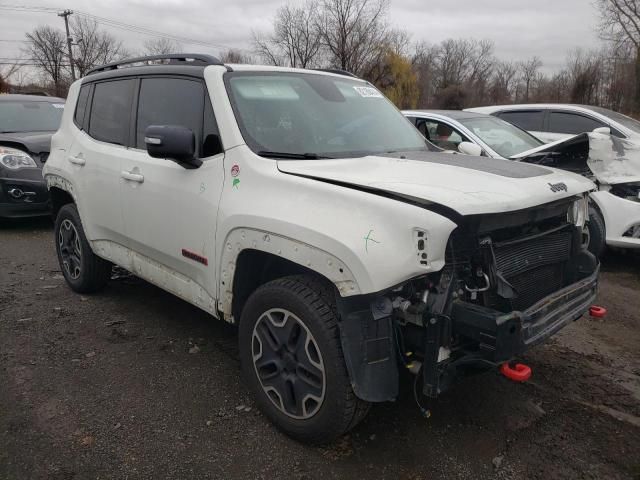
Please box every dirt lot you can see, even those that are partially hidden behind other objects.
[1,218,639,480]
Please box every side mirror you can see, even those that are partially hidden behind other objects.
[593,126,611,135]
[144,125,202,168]
[458,141,483,157]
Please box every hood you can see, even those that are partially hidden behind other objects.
[513,132,640,185]
[276,151,594,216]
[0,131,54,154]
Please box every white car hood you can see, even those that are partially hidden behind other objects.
[277,152,594,216]
[513,132,640,185]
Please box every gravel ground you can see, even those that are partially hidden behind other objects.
[1,217,639,480]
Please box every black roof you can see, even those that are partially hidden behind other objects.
[86,53,227,75]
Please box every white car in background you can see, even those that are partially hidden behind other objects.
[465,103,640,144]
[404,109,640,256]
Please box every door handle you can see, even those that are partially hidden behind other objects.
[121,170,144,183]
[68,155,85,166]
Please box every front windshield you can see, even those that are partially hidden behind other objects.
[588,106,640,135]
[458,116,543,157]
[0,101,64,133]
[225,72,430,158]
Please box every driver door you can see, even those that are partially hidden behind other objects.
[120,76,225,299]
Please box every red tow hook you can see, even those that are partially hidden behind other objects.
[500,363,532,382]
[589,305,607,318]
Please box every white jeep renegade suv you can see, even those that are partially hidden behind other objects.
[44,54,600,443]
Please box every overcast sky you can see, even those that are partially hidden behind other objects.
[0,0,601,74]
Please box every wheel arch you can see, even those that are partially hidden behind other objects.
[218,228,362,322]
[45,174,79,218]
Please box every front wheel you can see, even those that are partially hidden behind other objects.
[238,275,369,444]
[54,203,112,293]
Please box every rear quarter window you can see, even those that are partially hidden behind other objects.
[74,84,91,129]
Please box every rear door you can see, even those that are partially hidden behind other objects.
[67,78,134,245]
[495,110,549,142]
[547,110,608,140]
[119,75,225,298]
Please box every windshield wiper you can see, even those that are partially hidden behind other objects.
[257,150,331,160]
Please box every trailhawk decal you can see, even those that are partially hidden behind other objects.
[181,249,208,266]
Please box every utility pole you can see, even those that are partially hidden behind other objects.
[58,9,75,81]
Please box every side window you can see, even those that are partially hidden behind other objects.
[88,79,134,145]
[497,111,544,132]
[548,112,606,135]
[416,118,468,150]
[135,77,204,152]
[74,84,91,129]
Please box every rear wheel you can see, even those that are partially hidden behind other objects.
[54,203,111,293]
[238,275,369,444]
[587,205,606,258]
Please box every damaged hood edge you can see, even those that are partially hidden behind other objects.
[513,132,640,185]
[277,154,594,217]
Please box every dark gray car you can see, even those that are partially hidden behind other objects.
[0,94,65,219]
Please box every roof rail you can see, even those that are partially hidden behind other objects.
[86,53,227,76]
[313,68,358,78]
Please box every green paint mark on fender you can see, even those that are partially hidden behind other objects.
[233,178,240,188]
[363,229,380,252]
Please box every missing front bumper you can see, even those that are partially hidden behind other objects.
[451,264,599,361]
[422,263,599,396]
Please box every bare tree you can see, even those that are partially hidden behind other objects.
[317,0,390,75]
[489,60,518,104]
[71,17,127,76]
[24,26,68,96]
[597,0,640,111]
[518,56,542,101]
[220,48,253,64]
[253,1,323,68]
[142,38,183,55]
[434,39,473,89]
[412,41,439,106]
[565,49,602,104]
[0,62,22,93]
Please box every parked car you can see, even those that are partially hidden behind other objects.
[404,109,640,256]
[403,109,544,158]
[0,94,64,219]
[44,54,599,444]
[465,103,640,143]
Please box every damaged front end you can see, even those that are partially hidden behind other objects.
[337,196,598,402]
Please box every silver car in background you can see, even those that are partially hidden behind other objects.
[465,104,640,144]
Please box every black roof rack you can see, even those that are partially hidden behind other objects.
[86,53,227,76]
[313,68,358,78]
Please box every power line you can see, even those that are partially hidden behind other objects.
[0,3,251,53]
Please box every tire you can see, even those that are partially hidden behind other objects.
[54,203,111,293]
[238,274,370,444]
[587,205,606,258]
